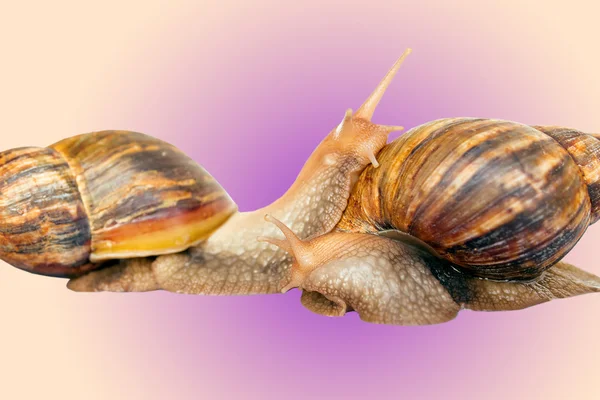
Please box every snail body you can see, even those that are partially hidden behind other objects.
[3,49,600,325]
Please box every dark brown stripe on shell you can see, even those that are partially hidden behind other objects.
[51,131,237,255]
[534,126,600,223]
[443,168,589,280]
[404,120,522,239]
[0,147,92,276]
[424,136,573,243]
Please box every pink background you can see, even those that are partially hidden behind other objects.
[1,1,599,399]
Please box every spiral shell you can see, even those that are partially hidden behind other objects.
[0,131,237,276]
[338,118,600,281]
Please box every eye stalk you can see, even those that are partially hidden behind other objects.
[354,48,412,121]
[327,49,411,168]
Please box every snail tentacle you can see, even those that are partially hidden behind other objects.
[271,220,462,325]
[354,48,411,120]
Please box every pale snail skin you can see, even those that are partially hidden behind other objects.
[3,49,600,326]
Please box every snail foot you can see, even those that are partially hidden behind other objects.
[67,258,159,292]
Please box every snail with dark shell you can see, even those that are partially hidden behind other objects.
[2,49,600,326]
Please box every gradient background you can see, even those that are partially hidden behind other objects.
[1,1,599,399]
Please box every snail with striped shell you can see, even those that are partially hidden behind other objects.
[2,49,599,325]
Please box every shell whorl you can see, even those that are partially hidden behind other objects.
[338,118,597,281]
[0,147,94,276]
[533,126,600,223]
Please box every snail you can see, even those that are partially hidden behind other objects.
[2,49,599,326]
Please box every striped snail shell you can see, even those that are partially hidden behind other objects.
[338,118,600,281]
[0,131,236,277]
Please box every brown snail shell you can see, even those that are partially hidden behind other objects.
[0,131,237,277]
[338,118,599,281]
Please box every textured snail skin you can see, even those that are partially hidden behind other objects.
[298,251,600,325]
[277,230,599,325]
